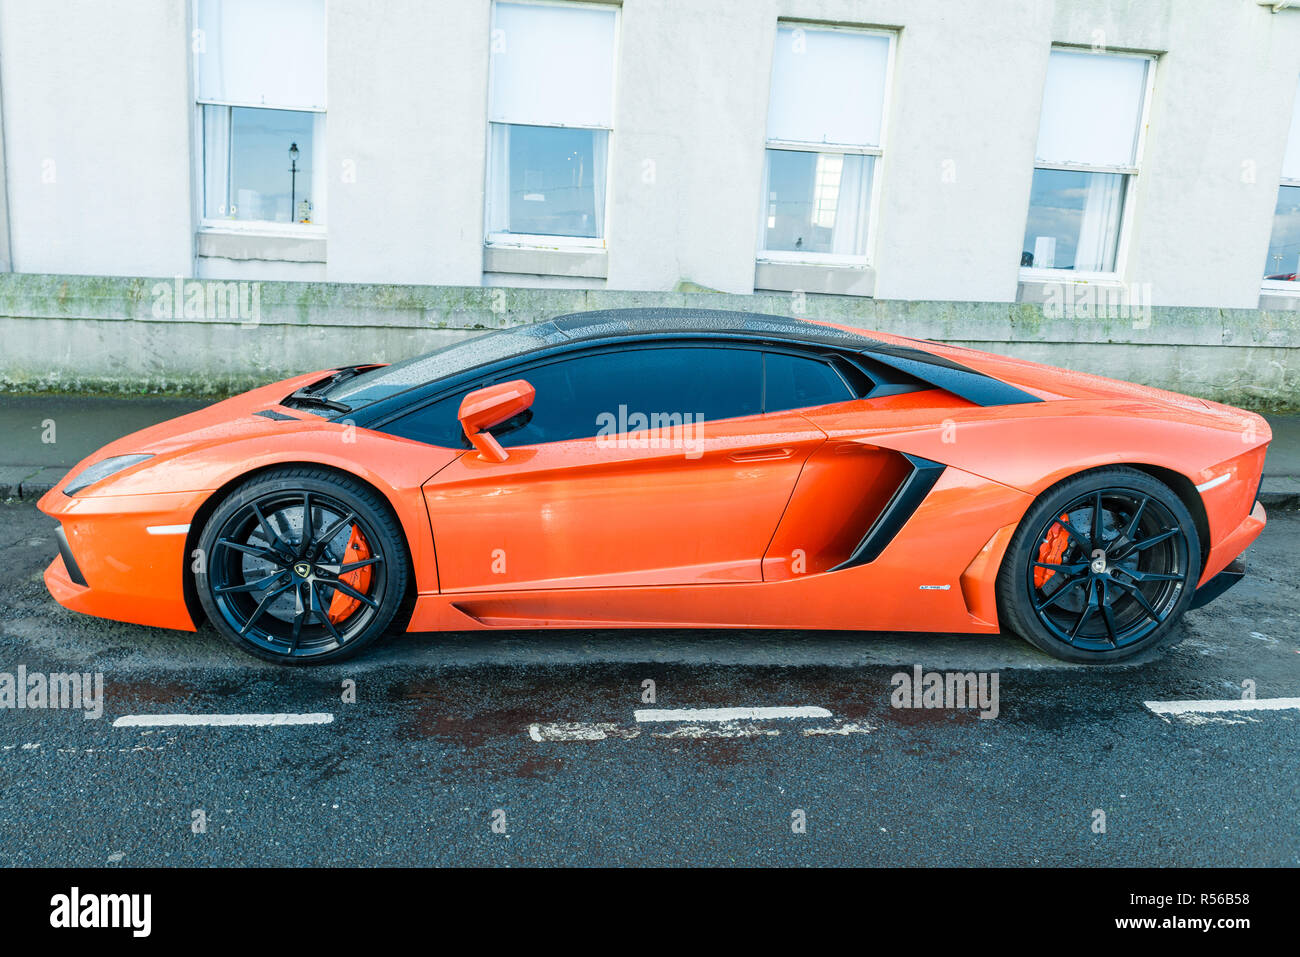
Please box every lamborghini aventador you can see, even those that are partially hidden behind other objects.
[38,308,1269,664]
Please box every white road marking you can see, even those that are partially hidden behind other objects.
[1194,473,1232,493]
[528,705,862,742]
[1144,697,1300,716]
[649,722,780,739]
[145,523,191,535]
[801,721,877,736]
[6,742,165,754]
[1175,714,1254,727]
[528,722,640,742]
[113,713,334,728]
[528,717,877,742]
[634,706,831,723]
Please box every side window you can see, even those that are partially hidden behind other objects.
[494,347,762,447]
[382,346,764,449]
[384,392,473,449]
[763,352,854,412]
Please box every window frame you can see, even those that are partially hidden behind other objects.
[190,0,329,238]
[483,0,620,252]
[756,21,896,268]
[1019,47,1156,283]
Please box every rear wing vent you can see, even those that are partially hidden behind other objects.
[855,346,1042,407]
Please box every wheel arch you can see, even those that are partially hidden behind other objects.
[992,462,1206,661]
[1120,463,1210,574]
[181,461,417,631]
[992,461,1209,622]
[1007,461,1210,576]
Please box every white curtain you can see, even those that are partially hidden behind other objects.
[1036,51,1147,168]
[309,111,326,224]
[485,124,512,234]
[489,2,616,128]
[202,105,231,218]
[197,0,327,110]
[1283,75,1300,182]
[1075,173,1125,271]
[830,154,870,255]
[767,26,890,147]
[590,131,608,239]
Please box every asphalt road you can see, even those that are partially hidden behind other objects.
[0,500,1295,867]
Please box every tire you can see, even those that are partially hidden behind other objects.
[997,467,1201,663]
[195,467,409,664]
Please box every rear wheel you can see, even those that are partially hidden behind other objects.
[195,468,409,664]
[997,468,1200,663]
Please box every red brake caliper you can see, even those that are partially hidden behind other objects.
[1034,513,1070,589]
[327,525,373,624]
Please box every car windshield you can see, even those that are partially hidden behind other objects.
[320,321,568,407]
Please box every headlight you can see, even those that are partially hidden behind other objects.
[63,454,154,496]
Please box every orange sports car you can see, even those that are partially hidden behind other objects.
[38,308,1268,665]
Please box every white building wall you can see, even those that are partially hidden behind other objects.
[606,0,774,294]
[855,0,1054,302]
[0,0,193,277]
[1083,0,1300,308]
[0,0,1298,308]
[325,0,490,285]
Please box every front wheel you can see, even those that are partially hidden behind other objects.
[997,468,1201,663]
[195,467,409,664]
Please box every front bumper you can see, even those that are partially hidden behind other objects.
[1189,557,1246,610]
[1198,499,1266,588]
[38,488,204,631]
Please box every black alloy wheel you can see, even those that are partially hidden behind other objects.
[998,468,1200,663]
[196,468,409,664]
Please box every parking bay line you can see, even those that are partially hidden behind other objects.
[113,713,335,728]
[633,706,832,723]
[1144,697,1300,716]
[529,705,870,742]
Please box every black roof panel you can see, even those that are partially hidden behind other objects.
[331,308,1042,419]
[547,307,876,349]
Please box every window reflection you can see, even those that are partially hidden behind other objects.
[1021,168,1126,272]
[764,149,871,256]
[487,124,606,238]
[204,106,316,224]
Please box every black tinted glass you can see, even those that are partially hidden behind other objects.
[386,346,763,448]
[322,322,568,407]
[497,347,761,446]
[763,352,853,412]
[383,392,472,449]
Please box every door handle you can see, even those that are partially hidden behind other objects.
[730,447,795,463]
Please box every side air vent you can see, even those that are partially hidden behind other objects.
[55,525,87,586]
[857,347,1042,407]
[830,454,947,570]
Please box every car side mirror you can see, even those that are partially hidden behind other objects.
[458,379,536,462]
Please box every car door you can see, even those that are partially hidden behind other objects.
[413,344,829,592]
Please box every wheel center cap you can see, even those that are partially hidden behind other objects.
[293,562,312,579]
[1090,550,1109,575]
